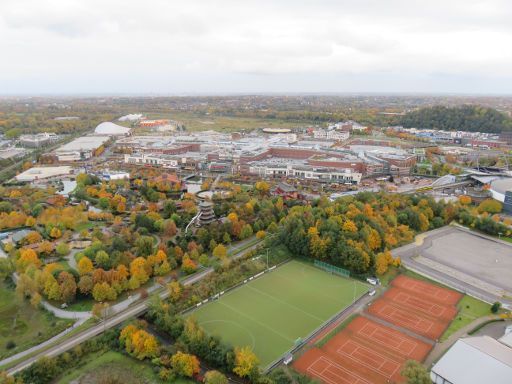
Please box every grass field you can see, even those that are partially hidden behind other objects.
[143,112,312,133]
[441,295,491,341]
[187,260,368,367]
[55,350,195,384]
[0,281,73,360]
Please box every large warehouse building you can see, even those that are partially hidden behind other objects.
[55,136,110,161]
[430,336,512,384]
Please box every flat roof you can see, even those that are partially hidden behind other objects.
[15,166,73,182]
[431,336,512,384]
[56,136,110,152]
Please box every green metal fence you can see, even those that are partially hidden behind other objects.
[314,260,350,278]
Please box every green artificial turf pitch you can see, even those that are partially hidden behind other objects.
[187,260,369,367]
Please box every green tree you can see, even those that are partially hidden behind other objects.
[204,370,228,384]
[401,360,430,384]
[55,242,70,256]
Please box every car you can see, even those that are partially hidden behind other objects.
[366,277,378,285]
[369,290,376,296]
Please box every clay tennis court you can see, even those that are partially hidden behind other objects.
[367,299,448,340]
[345,316,432,360]
[295,349,374,384]
[392,275,462,306]
[383,287,458,321]
[294,317,432,384]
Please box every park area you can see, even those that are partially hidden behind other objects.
[295,274,463,383]
[187,260,369,367]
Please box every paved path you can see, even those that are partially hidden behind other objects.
[424,315,499,367]
[361,312,435,346]
[64,248,79,271]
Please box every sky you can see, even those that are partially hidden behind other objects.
[0,0,511,95]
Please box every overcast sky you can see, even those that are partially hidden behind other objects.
[0,0,511,95]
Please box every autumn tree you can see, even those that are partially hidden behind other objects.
[92,282,117,301]
[255,181,270,195]
[478,199,502,214]
[212,244,227,259]
[16,249,41,272]
[181,256,197,274]
[58,271,77,303]
[77,256,93,275]
[24,231,42,245]
[233,346,259,378]
[120,324,159,360]
[49,227,62,239]
[171,351,200,377]
[458,195,472,205]
[167,281,182,303]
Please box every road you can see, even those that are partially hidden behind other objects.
[391,225,512,307]
[6,238,263,375]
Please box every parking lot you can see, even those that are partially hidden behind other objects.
[423,230,512,292]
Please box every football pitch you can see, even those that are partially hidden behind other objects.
[186,260,369,367]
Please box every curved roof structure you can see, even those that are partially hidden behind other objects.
[94,122,131,136]
[490,178,512,202]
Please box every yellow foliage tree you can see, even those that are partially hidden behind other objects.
[233,346,259,378]
[171,351,200,377]
[78,256,94,275]
[16,248,41,272]
[212,244,227,259]
[342,220,358,233]
[50,227,62,239]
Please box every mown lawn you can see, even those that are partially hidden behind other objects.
[55,350,195,384]
[0,281,73,360]
[441,295,491,341]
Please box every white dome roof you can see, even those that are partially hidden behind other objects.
[94,122,131,135]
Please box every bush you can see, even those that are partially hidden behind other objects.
[491,302,501,313]
[6,340,16,350]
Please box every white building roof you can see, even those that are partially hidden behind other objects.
[57,136,110,152]
[15,166,73,182]
[431,336,512,384]
[94,122,131,135]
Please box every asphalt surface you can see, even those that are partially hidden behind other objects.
[392,225,512,307]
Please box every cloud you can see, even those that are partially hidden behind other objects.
[0,0,511,93]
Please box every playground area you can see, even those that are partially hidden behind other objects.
[186,260,368,367]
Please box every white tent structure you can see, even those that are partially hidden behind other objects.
[94,122,131,136]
